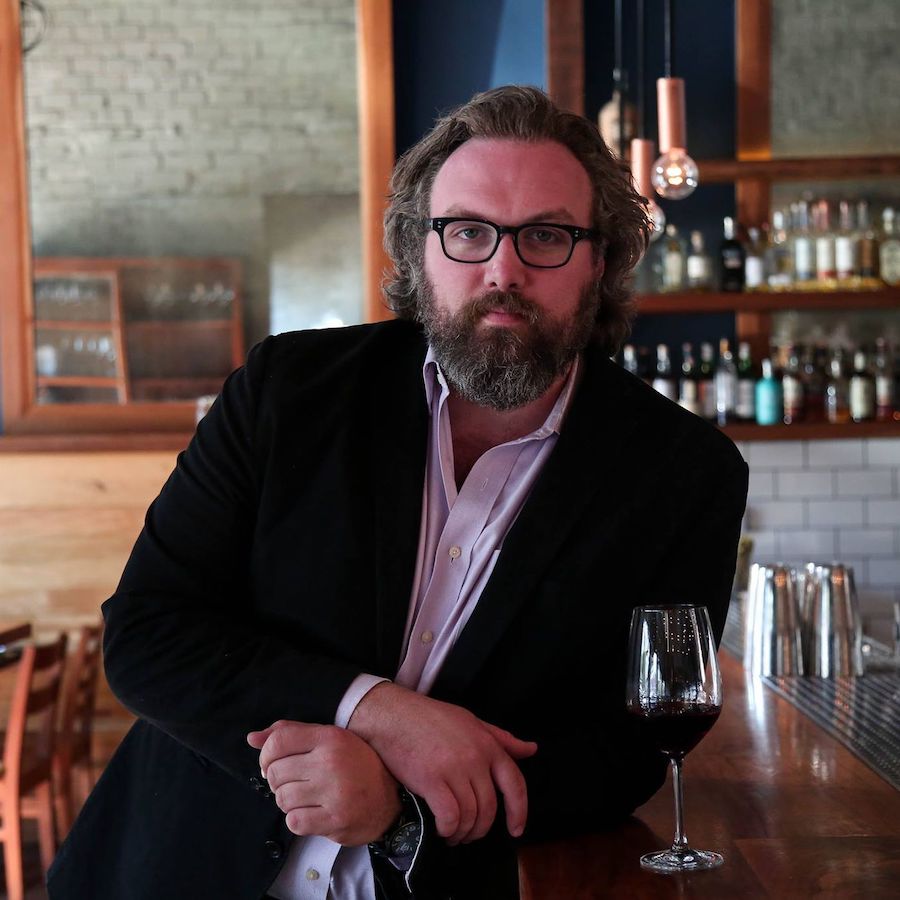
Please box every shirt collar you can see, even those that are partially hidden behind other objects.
[422,346,581,439]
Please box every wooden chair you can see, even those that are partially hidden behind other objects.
[0,629,67,900]
[53,622,103,841]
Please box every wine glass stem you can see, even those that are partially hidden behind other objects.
[671,756,689,849]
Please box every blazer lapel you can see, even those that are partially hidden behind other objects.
[369,327,430,676]
[432,350,644,699]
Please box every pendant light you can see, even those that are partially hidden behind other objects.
[629,0,665,239]
[651,0,698,200]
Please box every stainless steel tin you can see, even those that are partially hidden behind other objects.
[743,563,804,676]
[802,563,864,677]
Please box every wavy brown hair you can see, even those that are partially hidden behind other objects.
[383,85,651,356]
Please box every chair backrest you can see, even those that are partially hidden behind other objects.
[58,622,103,759]
[3,633,68,788]
[0,623,32,655]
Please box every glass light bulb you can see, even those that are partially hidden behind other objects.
[651,148,699,200]
[647,199,666,242]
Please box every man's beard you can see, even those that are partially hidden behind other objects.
[416,279,600,411]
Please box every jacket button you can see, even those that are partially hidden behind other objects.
[264,840,283,860]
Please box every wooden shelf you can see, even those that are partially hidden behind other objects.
[722,419,900,442]
[33,319,116,330]
[36,376,118,388]
[698,154,900,184]
[637,287,900,314]
[125,320,233,330]
[0,432,193,453]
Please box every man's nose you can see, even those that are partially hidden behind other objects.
[483,233,526,292]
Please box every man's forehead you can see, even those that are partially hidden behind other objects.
[429,138,593,222]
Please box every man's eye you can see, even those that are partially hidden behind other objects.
[451,225,486,241]
[526,227,564,244]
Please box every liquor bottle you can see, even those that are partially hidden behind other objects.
[857,200,880,284]
[849,350,875,423]
[652,343,678,400]
[678,342,701,415]
[714,338,738,426]
[699,342,716,421]
[825,350,850,425]
[791,199,815,286]
[813,199,837,286]
[801,344,826,423]
[755,359,783,426]
[744,228,766,291]
[873,337,896,422]
[719,217,745,292]
[661,224,686,292]
[880,207,900,286]
[622,344,639,378]
[735,342,756,421]
[834,200,858,285]
[685,231,713,290]
[782,345,805,424]
[765,209,794,290]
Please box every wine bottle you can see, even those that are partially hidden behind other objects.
[719,217,745,292]
[755,359,783,426]
[652,343,678,400]
[849,350,875,422]
[714,338,738,426]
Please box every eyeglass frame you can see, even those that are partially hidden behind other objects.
[427,217,601,269]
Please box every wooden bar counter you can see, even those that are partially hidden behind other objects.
[518,652,900,898]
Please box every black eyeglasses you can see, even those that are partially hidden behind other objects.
[428,217,599,269]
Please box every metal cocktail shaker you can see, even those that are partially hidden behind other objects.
[743,563,804,676]
[801,563,864,677]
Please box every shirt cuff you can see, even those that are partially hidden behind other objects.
[334,673,391,729]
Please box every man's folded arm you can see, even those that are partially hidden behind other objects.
[102,337,366,783]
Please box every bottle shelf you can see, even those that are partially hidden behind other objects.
[721,419,900,442]
[36,376,120,388]
[124,320,233,330]
[637,287,900,314]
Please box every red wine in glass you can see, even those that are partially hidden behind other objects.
[626,604,724,873]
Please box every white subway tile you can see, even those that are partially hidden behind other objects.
[865,438,900,467]
[838,528,896,556]
[746,501,805,529]
[747,531,778,561]
[776,470,834,499]
[807,439,865,468]
[747,470,775,500]
[777,529,836,562]
[836,469,894,497]
[867,558,900,587]
[745,441,804,469]
[867,499,900,527]
[806,499,865,527]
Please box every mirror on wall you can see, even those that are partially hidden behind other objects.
[22,0,363,408]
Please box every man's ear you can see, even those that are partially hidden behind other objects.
[594,256,606,280]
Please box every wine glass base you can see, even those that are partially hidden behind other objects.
[640,847,724,873]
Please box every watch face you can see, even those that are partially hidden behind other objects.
[388,820,420,858]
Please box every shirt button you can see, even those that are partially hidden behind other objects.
[448,545,461,559]
[306,868,320,881]
[421,630,434,644]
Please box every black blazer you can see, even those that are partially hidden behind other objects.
[48,320,748,900]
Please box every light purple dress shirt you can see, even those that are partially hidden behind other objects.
[267,348,580,900]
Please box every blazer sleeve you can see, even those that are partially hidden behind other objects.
[102,336,364,784]
[518,449,749,841]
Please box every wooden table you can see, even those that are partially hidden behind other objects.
[518,652,900,898]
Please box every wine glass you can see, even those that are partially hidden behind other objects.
[626,604,723,873]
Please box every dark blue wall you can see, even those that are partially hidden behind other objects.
[393,0,544,157]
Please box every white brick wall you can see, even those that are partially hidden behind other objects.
[24,0,360,343]
[739,437,900,643]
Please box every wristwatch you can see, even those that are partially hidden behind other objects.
[370,787,422,872]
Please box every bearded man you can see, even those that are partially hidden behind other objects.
[49,86,748,900]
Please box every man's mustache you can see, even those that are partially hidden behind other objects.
[464,291,542,325]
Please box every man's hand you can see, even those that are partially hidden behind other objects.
[347,683,537,846]
[246,721,402,847]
